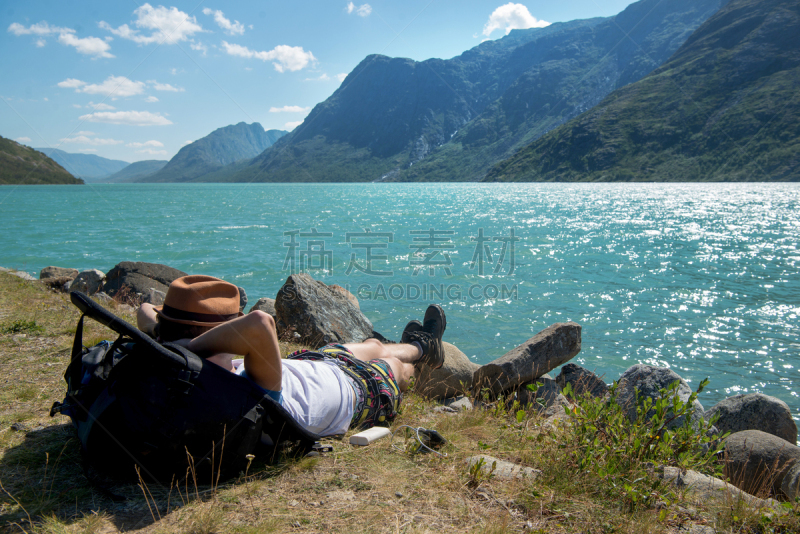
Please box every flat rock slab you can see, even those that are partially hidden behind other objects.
[616,364,704,429]
[415,343,480,399]
[661,467,776,509]
[466,455,541,480]
[10,271,36,281]
[275,273,373,345]
[473,322,581,397]
[724,429,800,498]
[103,261,187,302]
[707,393,797,445]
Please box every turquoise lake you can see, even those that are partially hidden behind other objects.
[1,183,798,418]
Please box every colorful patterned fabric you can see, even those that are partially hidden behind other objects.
[287,344,402,429]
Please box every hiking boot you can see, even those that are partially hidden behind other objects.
[422,304,446,338]
[404,305,446,370]
[401,319,422,344]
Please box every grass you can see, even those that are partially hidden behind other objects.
[0,270,797,533]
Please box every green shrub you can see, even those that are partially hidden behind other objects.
[563,378,725,510]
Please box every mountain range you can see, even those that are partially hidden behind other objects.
[485,0,800,182]
[105,160,168,182]
[223,0,724,183]
[141,123,286,182]
[0,137,83,185]
[34,148,128,182]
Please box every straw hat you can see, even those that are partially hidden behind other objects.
[155,275,242,326]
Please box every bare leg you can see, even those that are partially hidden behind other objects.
[343,338,421,364]
[342,338,421,392]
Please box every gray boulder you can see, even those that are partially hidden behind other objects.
[706,393,797,445]
[781,461,800,502]
[724,430,800,498]
[275,273,373,345]
[249,297,276,319]
[39,266,78,280]
[517,377,572,417]
[71,269,106,296]
[414,342,480,399]
[237,286,247,312]
[329,284,359,309]
[616,364,704,429]
[556,363,608,398]
[472,322,581,397]
[141,288,166,306]
[103,262,187,303]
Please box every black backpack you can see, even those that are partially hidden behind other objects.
[50,291,322,481]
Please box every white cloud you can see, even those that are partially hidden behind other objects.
[221,41,316,72]
[77,148,98,153]
[285,121,303,130]
[304,73,330,81]
[72,104,83,109]
[483,3,549,37]
[60,135,124,146]
[7,21,73,36]
[43,97,48,101]
[202,8,244,35]
[58,32,114,58]
[74,131,95,135]
[15,137,31,143]
[78,110,172,126]
[136,148,168,156]
[346,2,372,17]
[127,140,164,148]
[145,95,159,102]
[337,73,348,82]
[57,78,87,89]
[8,22,113,57]
[148,80,184,92]
[75,76,146,98]
[99,3,205,45]
[181,140,193,146]
[270,105,311,113]
[190,41,208,54]
[88,101,116,110]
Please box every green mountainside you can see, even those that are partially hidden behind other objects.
[486,0,800,182]
[34,147,128,181]
[0,137,83,185]
[142,123,287,182]
[103,160,167,182]
[225,0,722,183]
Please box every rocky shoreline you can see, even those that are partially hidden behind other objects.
[3,261,800,506]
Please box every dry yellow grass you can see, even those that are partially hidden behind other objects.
[0,271,795,533]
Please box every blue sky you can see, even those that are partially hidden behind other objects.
[1,1,637,163]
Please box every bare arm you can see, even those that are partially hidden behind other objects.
[137,303,158,337]
[188,311,283,391]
